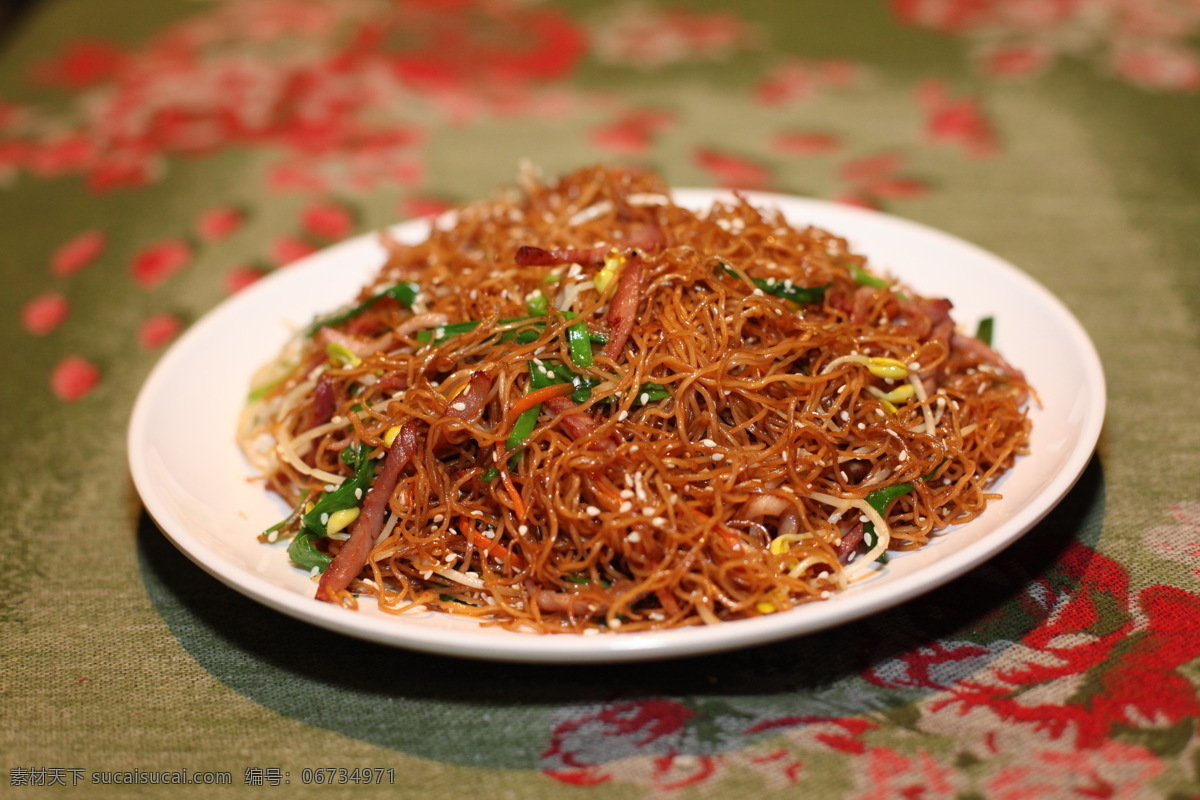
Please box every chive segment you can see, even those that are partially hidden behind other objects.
[305,282,420,336]
[976,316,995,347]
[719,264,830,305]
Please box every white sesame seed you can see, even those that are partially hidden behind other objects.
[619,501,633,513]
[585,505,601,517]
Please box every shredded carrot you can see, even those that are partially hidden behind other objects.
[655,588,681,617]
[509,382,577,422]
[498,465,527,520]
[684,505,742,551]
[588,475,625,506]
[459,516,525,570]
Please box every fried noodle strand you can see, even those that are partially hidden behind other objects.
[239,165,1032,633]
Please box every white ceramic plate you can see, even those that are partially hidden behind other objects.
[128,190,1105,663]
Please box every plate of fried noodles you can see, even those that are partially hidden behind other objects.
[129,165,1104,662]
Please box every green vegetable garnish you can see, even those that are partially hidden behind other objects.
[976,316,994,347]
[288,531,332,572]
[850,264,889,289]
[859,461,947,558]
[300,444,375,543]
[566,319,593,368]
[416,315,538,345]
[719,264,830,305]
[305,282,420,336]
[526,291,548,316]
[631,382,670,406]
[507,405,542,452]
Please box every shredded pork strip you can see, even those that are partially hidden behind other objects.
[600,251,646,360]
[316,421,418,601]
[316,372,494,601]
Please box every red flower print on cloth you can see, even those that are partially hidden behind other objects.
[543,698,697,785]
[892,0,1200,91]
[270,236,317,267]
[21,292,70,336]
[138,313,182,350]
[982,739,1165,800]
[771,131,843,156]
[26,133,96,178]
[195,206,245,242]
[543,699,872,791]
[589,109,675,154]
[225,265,266,295]
[131,239,191,288]
[756,59,862,106]
[301,202,355,241]
[845,747,963,800]
[1144,501,1200,579]
[835,152,929,209]
[398,196,453,220]
[864,639,1011,692]
[693,147,771,190]
[1110,40,1200,91]
[1,0,591,192]
[932,541,1200,747]
[50,355,100,401]
[916,80,1000,158]
[50,230,106,278]
[588,3,753,69]
[31,40,128,89]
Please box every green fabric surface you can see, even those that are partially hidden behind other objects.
[2,0,1199,797]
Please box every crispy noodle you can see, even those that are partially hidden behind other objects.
[238,165,1032,633]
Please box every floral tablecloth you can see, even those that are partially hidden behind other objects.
[3,0,1199,797]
